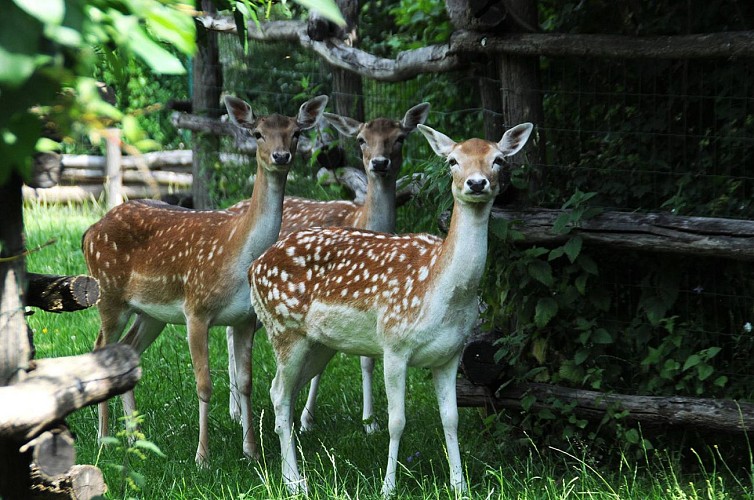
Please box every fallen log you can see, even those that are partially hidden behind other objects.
[457,378,754,432]
[29,464,106,500]
[0,344,141,440]
[26,273,99,313]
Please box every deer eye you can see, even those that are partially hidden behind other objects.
[493,157,505,168]
[253,131,263,141]
[357,137,367,147]
[448,157,458,166]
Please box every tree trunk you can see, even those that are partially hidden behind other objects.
[0,173,33,498]
[192,0,223,209]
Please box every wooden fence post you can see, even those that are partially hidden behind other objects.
[104,128,122,209]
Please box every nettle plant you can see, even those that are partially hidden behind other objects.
[480,189,736,452]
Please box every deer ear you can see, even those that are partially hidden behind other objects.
[417,124,455,157]
[498,123,534,157]
[224,96,255,128]
[297,95,329,130]
[400,102,431,132]
[323,113,362,136]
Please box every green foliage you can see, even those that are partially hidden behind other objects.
[96,412,166,496]
[0,0,195,184]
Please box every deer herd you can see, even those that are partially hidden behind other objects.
[84,93,533,495]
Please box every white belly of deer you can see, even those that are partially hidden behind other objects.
[130,298,187,324]
[212,287,253,326]
[303,299,476,368]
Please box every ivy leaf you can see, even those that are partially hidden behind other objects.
[535,297,558,328]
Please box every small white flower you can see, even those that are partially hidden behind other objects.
[744,322,752,333]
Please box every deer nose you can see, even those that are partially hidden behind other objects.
[272,151,291,165]
[370,157,390,172]
[466,178,488,192]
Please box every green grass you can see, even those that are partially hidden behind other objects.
[23,200,753,499]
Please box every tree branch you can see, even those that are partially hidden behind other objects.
[200,16,754,84]
[200,17,465,82]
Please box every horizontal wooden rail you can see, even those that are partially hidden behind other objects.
[490,208,754,261]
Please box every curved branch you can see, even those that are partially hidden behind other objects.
[200,17,465,82]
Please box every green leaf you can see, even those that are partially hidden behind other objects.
[552,212,572,235]
[145,6,196,55]
[683,354,701,371]
[624,428,640,444]
[714,375,728,387]
[489,217,510,241]
[548,246,565,261]
[521,394,536,411]
[697,364,714,381]
[575,273,588,295]
[13,0,64,25]
[99,436,120,447]
[527,260,553,287]
[535,297,558,328]
[577,254,598,275]
[294,0,346,26]
[563,235,583,263]
[133,439,166,457]
[0,49,36,86]
[574,349,589,365]
[591,328,612,344]
[127,26,187,74]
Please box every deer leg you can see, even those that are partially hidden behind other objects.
[226,326,241,423]
[381,352,408,497]
[299,372,321,432]
[186,317,212,467]
[360,356,378,433]
[432,354,467,493]
[272,338,334,494]
[230,320,259,460]
[94,304,132,441]
[119,314,166,430]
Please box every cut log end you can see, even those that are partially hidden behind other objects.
[30,464,106,500]
[27,273,100,313]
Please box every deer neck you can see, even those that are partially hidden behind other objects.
[432,199,493,300]
[357,175,397,233]
[235,162,288,262]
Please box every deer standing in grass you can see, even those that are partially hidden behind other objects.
[226,103,431,433]
[83,94,328,466]
[248,121,534,495]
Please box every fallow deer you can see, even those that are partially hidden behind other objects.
[83,94,328,466]
[226,103,431,434]
[248,121,534,495]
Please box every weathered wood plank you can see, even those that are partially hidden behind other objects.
[457,378,754,432]
[491,208,754,261]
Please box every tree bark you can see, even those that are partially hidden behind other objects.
[26,273,99,313]
[0,173,33,498]
[29,464,106,500]
[457,378,754,432]
[192,0,223,209]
